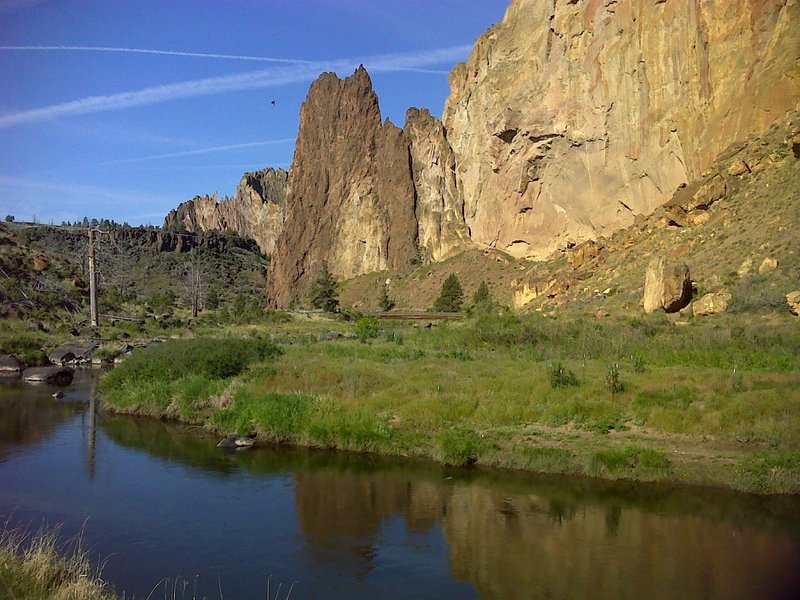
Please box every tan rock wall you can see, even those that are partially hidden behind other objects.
[443,0,800,259]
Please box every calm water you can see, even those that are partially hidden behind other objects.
[1,371,799,599]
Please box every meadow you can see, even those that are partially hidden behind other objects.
[98,310,800,494]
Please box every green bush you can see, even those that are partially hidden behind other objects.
[548,361,579,389]
[101,337,283,390]
[355,316,380,342]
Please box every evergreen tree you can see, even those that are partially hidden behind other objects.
[471,280,494,314]
[205,287,220,309]
[432,273,464,312]
[379,283,395,311]
[310,262,339,312]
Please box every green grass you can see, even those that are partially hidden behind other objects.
[99,312,800,493]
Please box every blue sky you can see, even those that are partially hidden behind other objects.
[0,0,509,226]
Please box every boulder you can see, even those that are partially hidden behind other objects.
[217,434,255,449]
[0,354,23,372]
[47,344,96,365]
[787,291,800,316]
[643,258,692,314]
[693,290,732,316]
[758,257,778,274]
[22,366,74,386]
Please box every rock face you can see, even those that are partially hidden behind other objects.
[643,258,692,314]
[404,108,470,262]
[442,0,800,259]
[164,168,287,254]
[267,67,420,307]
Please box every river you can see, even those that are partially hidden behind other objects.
[1,370,798,599]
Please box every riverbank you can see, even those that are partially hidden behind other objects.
[97,311,800,495]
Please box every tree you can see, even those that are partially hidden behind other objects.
[379,283,394,311]
[470,280,494,314]
[4,215,13,222]
[205,287,220,309]
[432,273,464,312]
[309,262,339,312]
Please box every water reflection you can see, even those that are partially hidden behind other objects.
[1,373,798,599]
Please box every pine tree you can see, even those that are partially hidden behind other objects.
[432,273,464,312]
[310,262,339,312]
[471,280,493,314]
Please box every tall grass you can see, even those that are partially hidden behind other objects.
[0,524,115,600]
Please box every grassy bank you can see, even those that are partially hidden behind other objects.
[99,312,800,494]
[0,525,115,600]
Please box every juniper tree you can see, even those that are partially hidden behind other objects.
[470,280,494,314]
[432,273,464,312]
[310,262,339,312]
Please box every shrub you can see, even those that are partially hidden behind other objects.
[101,337,283,390]
[548,362,579,389]
[355,316,380,342]
[605,363,624,394]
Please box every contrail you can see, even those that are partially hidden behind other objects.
[0,45,315,64]
[81,139,296,168]
[0,45,471,129]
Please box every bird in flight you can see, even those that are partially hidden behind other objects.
[270,100,276,106]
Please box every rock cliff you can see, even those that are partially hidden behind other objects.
[267,67,419,307]
[264,0,799,306]
[164,168,287,254]
[443,0,800,259]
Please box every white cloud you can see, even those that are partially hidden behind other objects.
[0,45,471,129]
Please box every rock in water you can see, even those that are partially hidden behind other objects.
[217,434,255,449]
[643,258,692,314]
[0,355,23,373]
[22,366,74,386]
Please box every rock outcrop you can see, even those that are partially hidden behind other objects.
[442,0,800,259]
[164,168,287,254]
[267,67,419,307]
[643,258,692,314]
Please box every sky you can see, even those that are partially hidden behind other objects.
[0,0,510,226]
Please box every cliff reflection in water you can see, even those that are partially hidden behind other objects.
[96,407,800,599]
[292,470,800,599]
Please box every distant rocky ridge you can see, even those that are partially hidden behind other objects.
[164,168,287,255]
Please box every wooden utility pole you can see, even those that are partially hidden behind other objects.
[88,227,98,326]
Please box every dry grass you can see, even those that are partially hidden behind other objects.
[0,523,115,600]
